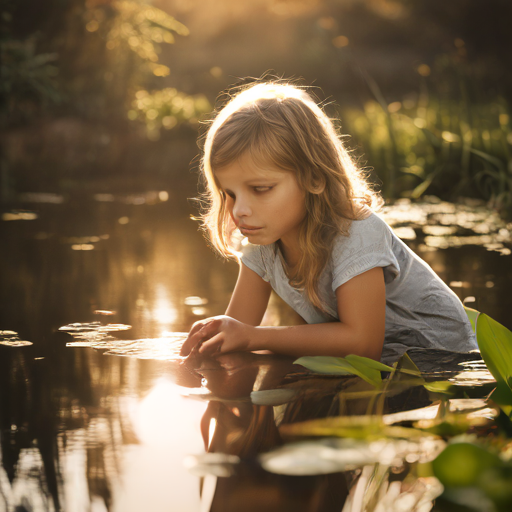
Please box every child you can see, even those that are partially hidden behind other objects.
[180,82,477,363]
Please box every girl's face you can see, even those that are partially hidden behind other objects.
[215,155,307,250]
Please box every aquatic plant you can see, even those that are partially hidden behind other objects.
[290,307,512,510]
[343,76,512,218]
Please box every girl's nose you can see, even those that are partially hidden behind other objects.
[232,196,252,219]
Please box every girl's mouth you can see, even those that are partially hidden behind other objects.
[239,226,262,234]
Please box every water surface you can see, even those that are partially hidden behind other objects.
[1,193,511,511]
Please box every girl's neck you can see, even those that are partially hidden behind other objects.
[277,237,301,271]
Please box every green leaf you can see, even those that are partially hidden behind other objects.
[293,355,393,387]
[423,381,455,394]
[489,382,512,407]
[393,352,424,380]
[464,306,480,333]
[476,313,512,388]
[293,352,425,391]
[293,356,353,376]
[279,415,425,440]
[344,354,394,372]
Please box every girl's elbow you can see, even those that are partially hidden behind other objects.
[358,331,384,361]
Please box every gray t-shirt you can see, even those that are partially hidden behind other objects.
[241,212,478,363]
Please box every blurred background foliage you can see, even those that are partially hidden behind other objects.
[1,0,512,216]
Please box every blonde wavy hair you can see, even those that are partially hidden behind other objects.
[198,81,382,311]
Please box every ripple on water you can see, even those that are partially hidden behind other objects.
[59,322,133,347]
[0,330,33,347]
[381,197,512,254]
[59,321,186,360]
[104,334,188,360]
[2,211,38,221]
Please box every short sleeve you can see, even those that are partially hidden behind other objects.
[240,243,272,282]
[332,214,400,292]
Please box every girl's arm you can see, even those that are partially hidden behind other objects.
[225,262,272,326]
[252,267,385,360]
[181,266,386,361]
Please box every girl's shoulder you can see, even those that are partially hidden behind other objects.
[333,212,392,253]
[331,212,400,289]
[240,242,278,282]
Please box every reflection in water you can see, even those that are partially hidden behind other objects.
[1,211,38,221]
[381,197,512,254]
[0,195,511,510]
[178,351,467,511]
[0,330,33,347]
[60,322,133,348]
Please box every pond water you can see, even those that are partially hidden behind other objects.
[0,193,511,512]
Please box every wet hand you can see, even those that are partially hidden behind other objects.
[180,315,255,357]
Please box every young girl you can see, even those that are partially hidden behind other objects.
[180,82,478,363]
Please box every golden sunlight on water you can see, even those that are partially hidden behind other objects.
[111,378,207,512]
[152,285,179,332]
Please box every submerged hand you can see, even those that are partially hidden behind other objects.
[180,315,255,357]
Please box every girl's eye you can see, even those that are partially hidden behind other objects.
[253,186,273,193]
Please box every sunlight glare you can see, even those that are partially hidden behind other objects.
[131,378,206,447]
[152,286,178,327]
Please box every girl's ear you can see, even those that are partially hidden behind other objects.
[308,173,326,195]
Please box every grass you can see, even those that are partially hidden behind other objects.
[342,83,512,219]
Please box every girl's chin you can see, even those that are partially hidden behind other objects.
[248,235,278,246]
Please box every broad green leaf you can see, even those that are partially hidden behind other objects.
[345,354,394,373]
[476,313,512,388]
[464,306,480,333]
[293,356,353,376]
[294,353,425,386]
[293,356,384,387]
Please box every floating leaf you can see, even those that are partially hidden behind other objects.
[293,355,394,387]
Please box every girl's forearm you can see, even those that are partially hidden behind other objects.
[250,322,383,360]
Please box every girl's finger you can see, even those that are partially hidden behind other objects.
[181,332,204,356]
[198,333,224,356]
[181,318,217,356]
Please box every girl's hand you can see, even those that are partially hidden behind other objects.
[180,315,255,357]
